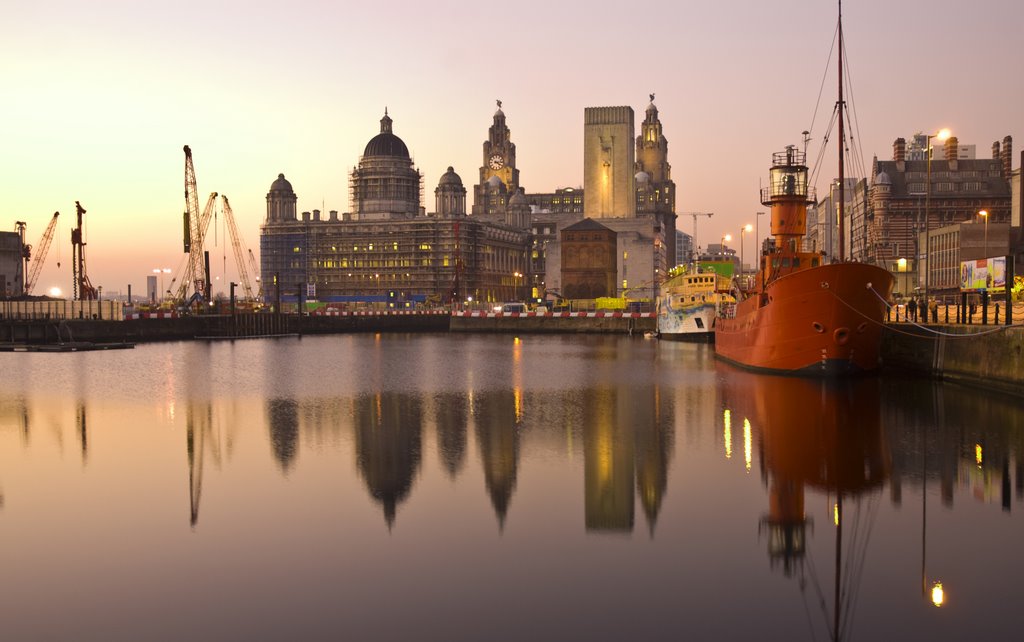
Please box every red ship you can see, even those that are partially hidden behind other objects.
[715,0,894,376]
[714,147,894,375]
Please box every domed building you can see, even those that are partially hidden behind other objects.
[259,109,531,307]
[349,110,423,220]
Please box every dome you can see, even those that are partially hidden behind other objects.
[438,166,463,187]
[874,171,891,186]
[364,133,410,158]
[363,109,411,159]
[635,171,651,183]
[270,173,293,192]
[508,188,529,206]
[487,175,504,187]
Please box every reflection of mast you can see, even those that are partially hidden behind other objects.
[722,367,889,641]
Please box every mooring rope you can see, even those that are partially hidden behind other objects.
[860,284,1011,338]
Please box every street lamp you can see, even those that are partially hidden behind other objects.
[740,224,753,290]
[978,210,989,260]
[924,128,951,302]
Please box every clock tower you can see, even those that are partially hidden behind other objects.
[472,100,521,217]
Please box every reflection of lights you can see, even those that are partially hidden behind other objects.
[834,503,840,526]
[743,418,752,472]
[931,582,945,607]
[723,409,732,459]
[975,444,983,466]
[513,337,522,422]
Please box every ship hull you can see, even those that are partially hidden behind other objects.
[657,303,716,342]
[714,263,894,376]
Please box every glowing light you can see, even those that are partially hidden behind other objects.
[723,409,732,459]
[975,444,983,466]
[743,418,752,472]
[48,286,62,297]
[834,503,840,526]
[936,128,952,142]
[931,582,945,607]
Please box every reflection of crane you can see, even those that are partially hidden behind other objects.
[680,211,714,265]
[19,212,61,296]
[221,195,262,300]
[72,202,97,300]
[186,402,225,528]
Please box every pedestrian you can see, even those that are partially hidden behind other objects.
[929,298,938,323]
[908,297,918,322]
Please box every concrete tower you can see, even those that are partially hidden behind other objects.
[584,106,635,219]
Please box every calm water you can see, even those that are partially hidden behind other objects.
[0,334,1021,641]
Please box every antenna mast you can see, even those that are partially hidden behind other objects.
[837,0,846,261]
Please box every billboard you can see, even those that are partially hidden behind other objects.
[959,256,1006,292]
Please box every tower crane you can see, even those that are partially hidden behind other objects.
[72,201,97,300]
[220,195,261,300]
[680,211,714,265]
[21,211,61,296]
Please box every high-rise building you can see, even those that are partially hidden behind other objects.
[584,106,635,219]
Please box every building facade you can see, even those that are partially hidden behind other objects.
[634,96,678,268]
[261,114,529,306]
[560,219,617,299]
[472,101,521,219]
[0,231,23,298]
[868,135,1013,291]
[584,106,636,219]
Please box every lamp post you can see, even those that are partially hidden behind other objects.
[740,224,753,290]
[978,210,989,260]
[924,128,951,303]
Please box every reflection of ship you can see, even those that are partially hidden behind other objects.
[656,269,734,341]
[721,363,889,640]
[714,3,894,375]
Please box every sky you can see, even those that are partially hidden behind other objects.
[2,0,1021,296]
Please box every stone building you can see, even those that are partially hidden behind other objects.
[869,135,1013,292]
[634,96,678,268]
[584,106,636,219]
[472,101,520,219]
[260,112,529,306]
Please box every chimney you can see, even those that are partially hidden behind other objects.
[1001,135,1012,177]
[313,209,321,221]
[893,138,906,172]
[301,211,310,222]
[329,210,339,222]
[993,140,1001,160]
[944,137,959,161]
[893,138,906,161]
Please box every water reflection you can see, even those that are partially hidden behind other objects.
[720,368,889,641]
[474,390,520,530]
[354,392,423,529]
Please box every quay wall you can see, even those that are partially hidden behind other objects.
[450,314,655,334]
[882,324,1024,397]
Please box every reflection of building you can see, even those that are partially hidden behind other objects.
[268,398,299,471]
[260,111,530,305]
[434,392,468,478]
[868,135,1013,293]
[474,390,520,529]
[584,388,634,531]
[354,392,423,528]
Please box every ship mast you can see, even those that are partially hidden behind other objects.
[837,0,845,262]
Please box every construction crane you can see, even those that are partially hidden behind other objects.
[19,212,61,296]
[173,145,222,307]
[680,211,714,265]
[220,195,261,300]
[71,201,97,300]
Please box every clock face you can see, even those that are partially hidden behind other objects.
[488,154,505,170]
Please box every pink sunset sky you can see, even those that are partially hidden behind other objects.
[2,0,1021,296]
